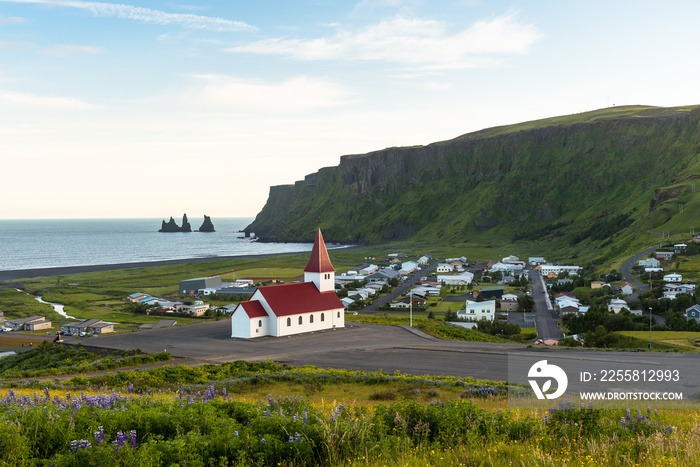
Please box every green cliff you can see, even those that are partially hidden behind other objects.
[246,105,700,261]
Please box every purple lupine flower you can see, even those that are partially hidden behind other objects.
[94,426,105,446]
[261,438,266,445]
[129,430,137,449]
[127,383,134,394]
[116,431,127,447]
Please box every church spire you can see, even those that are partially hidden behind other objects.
[304,229,335,292]
[304,228,335,273]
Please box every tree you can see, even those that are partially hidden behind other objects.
[517,295,535,312]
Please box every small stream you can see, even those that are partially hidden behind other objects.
[34,295,76,319]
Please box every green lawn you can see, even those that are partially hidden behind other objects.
[617,331,700,352]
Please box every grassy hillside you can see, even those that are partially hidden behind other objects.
[247,105,700,269]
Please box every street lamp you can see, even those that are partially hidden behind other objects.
[409,289,413,327]
[649,306,652,351]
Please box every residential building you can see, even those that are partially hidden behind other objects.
[175,301,210,316]
[489,262,521,275]
[620,282,633,295]
[359,264,379,275]
[686,304,700,323]
[127,293,149,302]
[399,261,418,275]
[500,294,518,312]
[608,298,629,314]
[655,251,674,261]
[663,283,696,299]
[638,258,660,268]
[6,316,51,331]
[437,271,474,286]
[538,264,582,276]
[674,244,687,253]
[230,229,345,339]
[457,300,496,322]
[436,263,453,273]
[663,273,682,283]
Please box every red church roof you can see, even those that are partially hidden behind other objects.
[235,300,268,318]
[304,229,335,273]
[258,282,343,316]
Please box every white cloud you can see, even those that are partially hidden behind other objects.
[0,91,92,110]
[0,13,25,24]
[40,44,102,56]
[227,11,542,69]
[1,0,257,32]
[187,74,352,112]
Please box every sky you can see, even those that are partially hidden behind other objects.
[1,0,699,219]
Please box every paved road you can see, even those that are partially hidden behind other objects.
[619,244,667,324]
[49,321,700,393]
[619,245,659,299]
[59,320,522,380]
[363,262,439,312]
[528,270,563,340]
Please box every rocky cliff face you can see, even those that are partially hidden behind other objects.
[245,106,700,247]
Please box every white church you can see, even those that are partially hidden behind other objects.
[230,229,345,338]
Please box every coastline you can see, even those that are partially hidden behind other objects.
[0,245,360,282]
[0,252,299,282]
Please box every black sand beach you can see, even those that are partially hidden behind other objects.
[0,251,304,282]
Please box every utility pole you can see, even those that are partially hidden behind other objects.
[649,306,653,351]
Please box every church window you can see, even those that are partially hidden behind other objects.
[337,312,340,318]
[299,316,303,325]
[321,313,325,322]
[310,315,314,323]
[258,320,262,327]
[287,318,291,327]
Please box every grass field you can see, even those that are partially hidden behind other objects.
[618,331,700,352]
[0,357,697,466]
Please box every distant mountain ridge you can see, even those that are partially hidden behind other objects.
[245,105,700,263]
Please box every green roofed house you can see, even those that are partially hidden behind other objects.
[479,285,504,300]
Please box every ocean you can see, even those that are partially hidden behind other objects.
[0,218,315,271]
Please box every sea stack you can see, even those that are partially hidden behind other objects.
[198,215,216,232]
[158,213,193,232]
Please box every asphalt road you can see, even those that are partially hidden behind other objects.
[56,321,700,396]
[529,270,563,340]
[62,320,522,379]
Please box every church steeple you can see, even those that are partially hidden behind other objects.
[304,229,335,292]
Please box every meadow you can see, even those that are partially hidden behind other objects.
[0,354,697,466]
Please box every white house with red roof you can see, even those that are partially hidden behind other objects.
[231,229,345,338]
